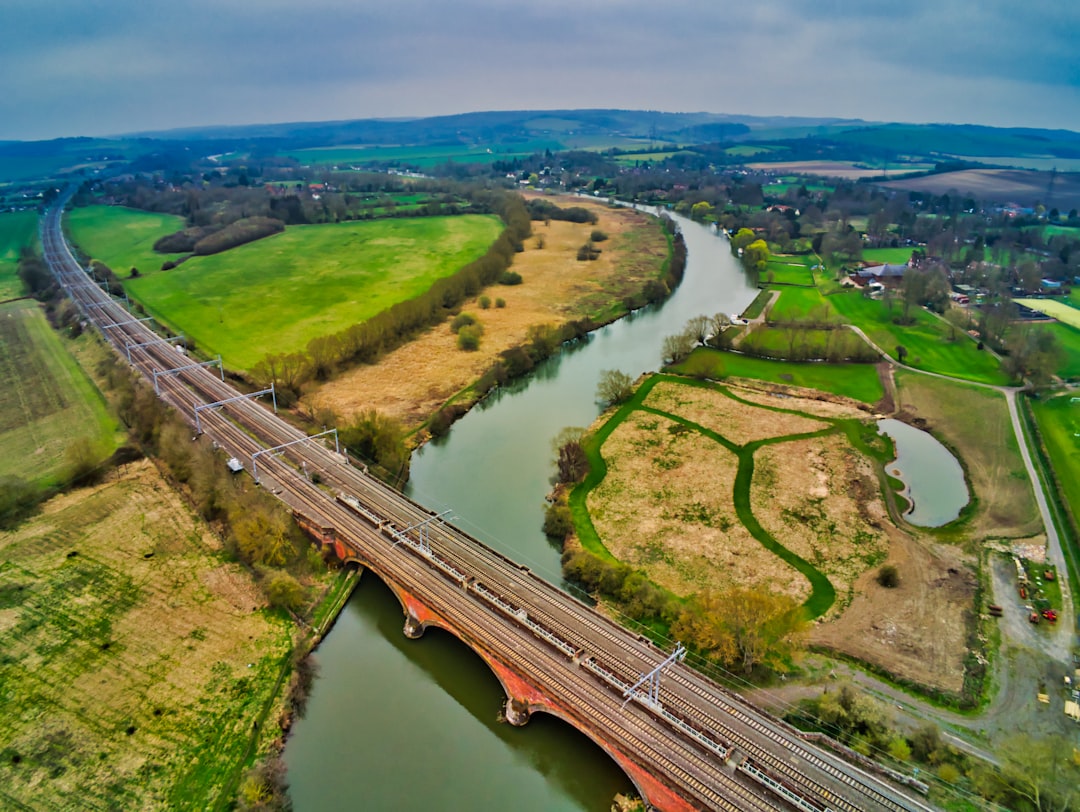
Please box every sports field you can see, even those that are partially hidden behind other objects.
[0,300,119,485]
[828,291,1011,385]
[765,255,815,286]
[671,348,884,404]
[1015,298,1080,330]
[126,215,503,369]
[66,206,187,275]
[0,210,39,299]
[767,286,837,323]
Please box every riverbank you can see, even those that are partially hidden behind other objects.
[311,195,674,437]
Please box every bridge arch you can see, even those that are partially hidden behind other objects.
[345,565,694,812]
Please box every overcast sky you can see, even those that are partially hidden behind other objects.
[3,0,1078,141]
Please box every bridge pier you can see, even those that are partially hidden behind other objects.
[403,613,426,639]
[503,697,531,727]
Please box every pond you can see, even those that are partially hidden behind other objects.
[877,418,969,527]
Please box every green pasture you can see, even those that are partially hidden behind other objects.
[861,247,914,265]
[66,206,187,275]
[1038,322,1080,379]
[828,291,1011,385]
[126,215,502,369]
[726,145,783,157]
[0,300,120,485]
[765,258,815,286]
[0,210,39,299]
[767,286,836,323]
[1029,392,1080,528]
[1015,298,1080,330]
[612,151,690,165]
[670,348,884,404]
[285,140,561,168]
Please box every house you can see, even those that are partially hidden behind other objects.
[854,263,908,286]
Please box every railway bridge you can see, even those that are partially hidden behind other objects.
[40,197,935,812]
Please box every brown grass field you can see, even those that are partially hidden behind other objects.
[751,434,889,611]
[587,375,977,692]
[587,409,812,602]
[881,168,1080,210]
[314,196,669,429]
[0,460,294,810]
[748,161,928,180]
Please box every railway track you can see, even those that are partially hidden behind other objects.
[40,196,934,812]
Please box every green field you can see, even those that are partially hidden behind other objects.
[671,348,884,403]
[125,215,503,369]
[1029,392,1080,532]
[768,286,836,323]
[0,461,294,810]
[765,256,816,286]
[0,300,120,485]
[0,210,39,299]
[285,140,562,168]
[1039,322,1080,379]
[828,291,1012,384]
[612,151,691,165]
[66,206,187,276]
[1015,298,1080,330]
[861,247,915,265]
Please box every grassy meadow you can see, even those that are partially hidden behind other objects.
[0,459,294,810]
[896,371,1041,539]
[0,210,40,299]
[767,286,836,323]
[861,247,915,265]
[285,140,561,167]
[828,290,1012,385]
[0,300,120,486]
[66,206,187,275]
[126,215,503,369]
[765,255,816,286]
[670,347,884,404]
[1029,392,1080,532]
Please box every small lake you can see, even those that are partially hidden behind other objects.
[877,418,968,527]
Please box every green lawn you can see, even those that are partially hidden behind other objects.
[670,348,884,404]
[828,291,1012,385]
[125,215,503,369]
[767,286,837,323]
[0,300,120,486]
[1039,322,1080,380]
[66,206,187,276]
[1029,392,1080,533]
[861,247,915,265]
[0,210,39,299]
[765,258,815,286]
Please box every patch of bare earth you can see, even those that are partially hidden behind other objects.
[312,196,668,429]
[749,161,923,180]
[811,537,975,693]
[643,380,829,444]
[726,380,874,421]
[751,435,889,613]
[588,410,811,602]
[0,459,292,809]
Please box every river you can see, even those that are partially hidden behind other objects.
[285,209,758,811]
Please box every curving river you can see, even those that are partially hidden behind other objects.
[285,209,758,811]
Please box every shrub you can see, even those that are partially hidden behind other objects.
[264,571,305,612]
[877,564,900,588]
[590,229,608,242]
[577,242,602,261]
[457,324,482,351]
[543,503,573,540]
[495,298,506,308]
[192,217,285,256]
[499,270,523,285]
[450,312,477,333]
[478,295,491,309]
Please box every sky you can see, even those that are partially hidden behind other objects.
[3,0,1079,142]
